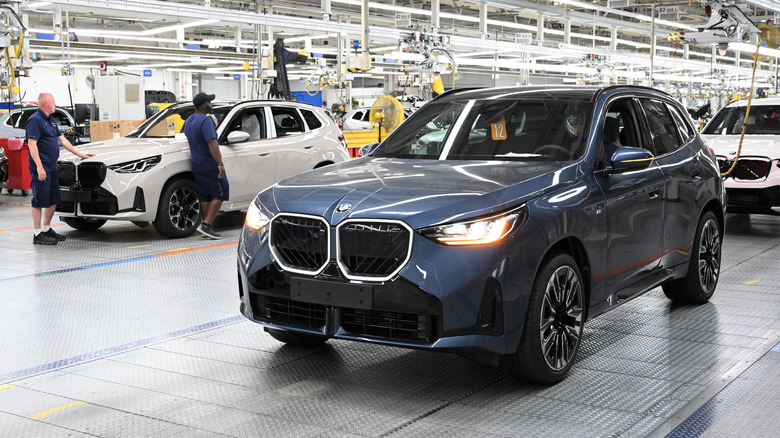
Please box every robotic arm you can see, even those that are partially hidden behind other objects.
[668,1,759,49]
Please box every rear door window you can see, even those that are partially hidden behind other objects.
[271,107,305,136]
[639,99,683,156]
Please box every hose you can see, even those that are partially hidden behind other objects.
[721,38,761,177]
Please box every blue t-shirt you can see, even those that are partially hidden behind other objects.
[184,113,219,173]
[26,109,62,172]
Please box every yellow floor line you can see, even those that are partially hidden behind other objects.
[127,244,152,249]
[745,279,760,285]
[166,247,191,252]
[0,384,14,391]
[28,401,87,420]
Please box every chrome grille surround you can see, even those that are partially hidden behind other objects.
[269,213,331,276]
[336,219,413,282]
[718,157,772,181]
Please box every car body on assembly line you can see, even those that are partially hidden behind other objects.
[0,105,89,145]
[238,85,725,384]
[702,97,780,215]
[56,100,350,238]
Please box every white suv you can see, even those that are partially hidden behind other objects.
[56,100,350,238]
[702,98,780,215]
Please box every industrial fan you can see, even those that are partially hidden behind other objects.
[369,95,404,142]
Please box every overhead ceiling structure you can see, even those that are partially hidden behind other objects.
[9,0,780,90]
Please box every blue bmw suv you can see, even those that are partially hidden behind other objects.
[237,85,725,384]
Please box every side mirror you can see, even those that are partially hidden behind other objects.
[227,131,251,144]
[358,142,380,157]
[610,147,654,172]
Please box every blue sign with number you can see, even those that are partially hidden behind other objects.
[143,70,152,77]
[234,74,241,80]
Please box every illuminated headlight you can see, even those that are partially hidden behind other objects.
[419,204,529,246]
[245,201,270,231]
[107,155,162,173]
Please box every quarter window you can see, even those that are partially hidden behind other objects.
[666,103,695,142]
[300,109,322,130]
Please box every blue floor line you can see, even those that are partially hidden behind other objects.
[667,342,780,437]
[0,256,156,283]
[0,315,244,384]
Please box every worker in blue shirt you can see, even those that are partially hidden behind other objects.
[26,92,95,245]
[183,92,229,239]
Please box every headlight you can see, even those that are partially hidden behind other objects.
[419,204,528,246]
[107,155,162,173]
[245,201,270,231]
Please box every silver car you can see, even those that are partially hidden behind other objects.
[56,100,350,238]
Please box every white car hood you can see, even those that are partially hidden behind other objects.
[702,134,780,158]
[61,136,189,165]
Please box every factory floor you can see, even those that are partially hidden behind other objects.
[1,190,779,437]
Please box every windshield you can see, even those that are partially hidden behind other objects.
[703,104,780,135]
[374,98,592,161]
[125,103,232,138]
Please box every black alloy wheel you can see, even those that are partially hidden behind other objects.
[153,178,201,238]
[503,253,585,384]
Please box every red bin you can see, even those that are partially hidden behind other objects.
[0,138,31,196]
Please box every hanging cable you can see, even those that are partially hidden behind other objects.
[721,38,762,177]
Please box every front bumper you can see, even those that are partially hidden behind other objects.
[237,226,531,355]
[56,160,160,221]
[725,186,780,215]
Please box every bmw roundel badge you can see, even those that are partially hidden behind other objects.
[729,150,737,156]
[336,203,352,213]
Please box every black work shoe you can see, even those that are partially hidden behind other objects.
[197,223,221,240]
[33,232,58,245]
[44,228,66,242]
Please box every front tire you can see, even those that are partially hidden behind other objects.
[502,253,585,384]
[152,178,201,238]
[62,217,107,231]
[266,328,329,347]
[662,211,721,303]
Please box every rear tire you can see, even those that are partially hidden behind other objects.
[502,253,585,384]
[152,178,201,238]
[662,211,721,303]
[266,328,329,347]
[62,217,107,231]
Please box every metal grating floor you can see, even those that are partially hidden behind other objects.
[2,190,780,437]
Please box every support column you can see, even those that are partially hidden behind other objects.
[564,18,571,45]
[537,14,544,44]
[322,0,331,21]
[610,27,617,51]
[480,4,488,39]
[431,0,440,34]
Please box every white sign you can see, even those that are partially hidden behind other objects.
[515,33,532,45]
[395,13,411,28]
[658,6,679,21]
[607,0,629,8]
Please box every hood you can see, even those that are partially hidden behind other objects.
[702,134,780,159]
[261,157,576,228]
[59,137,187,165]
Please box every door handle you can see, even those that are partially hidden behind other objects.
[258,152,270,157]
[304,146,313,150]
